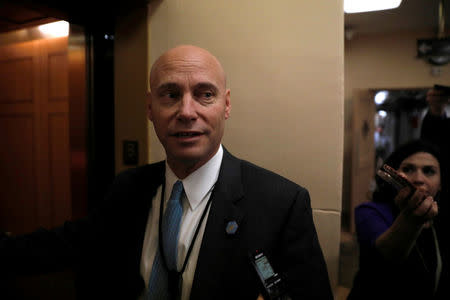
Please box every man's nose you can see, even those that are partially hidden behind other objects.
[177,94,198,121]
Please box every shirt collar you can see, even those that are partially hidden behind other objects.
[165,145,223,211]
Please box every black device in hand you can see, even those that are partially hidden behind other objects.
[249,250,288,300]
[376,164,415,192]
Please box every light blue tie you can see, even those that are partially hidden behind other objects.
[147,180,184,300]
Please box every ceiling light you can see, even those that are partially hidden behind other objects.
[344,0,402,13]
[375,91,389,105]
[38,21,69,38]
[377,110,387,118]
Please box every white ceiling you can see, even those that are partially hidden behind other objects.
[344,0,450,35]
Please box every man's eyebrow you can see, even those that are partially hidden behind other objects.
[194,82,219,92]
[156,83,179,93]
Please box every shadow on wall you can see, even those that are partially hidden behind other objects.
[338,231,359,295]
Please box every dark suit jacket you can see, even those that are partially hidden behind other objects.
[1,148,332,299]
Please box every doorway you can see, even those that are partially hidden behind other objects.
[373,88,429,170]
[0,19,115,298]
[338,87,432,297]
[0,29,74,234]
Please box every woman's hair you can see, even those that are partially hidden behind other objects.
[373,139,447,204]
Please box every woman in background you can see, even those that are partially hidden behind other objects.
[348,139,448,299]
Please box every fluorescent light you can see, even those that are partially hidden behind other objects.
[375,91,388,105]
[38,21,69,37]
[378,110,387,118]
[344,0,402,13]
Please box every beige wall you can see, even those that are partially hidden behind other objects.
[115,8,150,173]
[345,30,450,99]
[343,30,450,226]
[115,0,344,292]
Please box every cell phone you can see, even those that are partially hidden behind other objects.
[249,250,287,300]
[434,84,450,95]
[376,164,415,191]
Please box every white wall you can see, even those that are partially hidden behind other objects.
[115,8,149,172]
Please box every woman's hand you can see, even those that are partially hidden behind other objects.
[377,187,438,260]
[394,186,438,227]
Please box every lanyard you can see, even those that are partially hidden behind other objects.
[431,225,442,294]
[415,224,442,295]
[157,181,214,298]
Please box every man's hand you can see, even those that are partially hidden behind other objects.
[256,294,264,300]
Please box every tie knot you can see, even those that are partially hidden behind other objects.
[170,180,184,203]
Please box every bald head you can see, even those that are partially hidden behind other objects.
[146,45,231,178]
[149,45,227,92]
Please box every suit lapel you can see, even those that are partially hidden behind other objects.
[205,147,245,229]
[129,162,166,291]
[190,148,246,297]
[133,162,166,239]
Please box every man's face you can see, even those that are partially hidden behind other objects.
[148,47,231,172]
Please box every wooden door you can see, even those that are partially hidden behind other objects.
[0,36,71,234]
[349,89,375,233]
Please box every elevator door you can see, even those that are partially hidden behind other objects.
[0,36,71,234]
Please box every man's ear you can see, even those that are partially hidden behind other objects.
[146,92,153,121]
[224,89,231,119]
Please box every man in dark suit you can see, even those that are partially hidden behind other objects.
[421,86,449,172]
[1,45,332,299]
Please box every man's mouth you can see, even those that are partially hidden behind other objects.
[173,132,202,137]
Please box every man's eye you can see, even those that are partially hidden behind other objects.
[194,90,215,101]
[161,91,179,99]
[199,91,214,99]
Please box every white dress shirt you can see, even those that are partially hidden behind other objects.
[139,145,223,300]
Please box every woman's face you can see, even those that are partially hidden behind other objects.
[398,152,441,197]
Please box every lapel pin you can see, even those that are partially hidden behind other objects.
[225,220,238,235]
